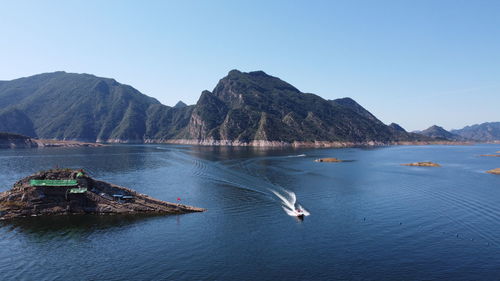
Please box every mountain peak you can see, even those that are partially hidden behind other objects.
[330,97,383,124]
[248,70,269,76]
[389,123,407,132]
[226,69,272,79]
[213,70,300,107]
[420,125,461,140]
[174,101,187,108]
[428,125,443,130]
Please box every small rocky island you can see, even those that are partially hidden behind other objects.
[401,162,441,167]
[314,157,344,162]
[0,169,205,220]
[486,168,500,175]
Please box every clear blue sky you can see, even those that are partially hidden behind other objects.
[1,0,499,131]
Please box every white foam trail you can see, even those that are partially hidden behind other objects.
[287,154,306,158]
[271,189,310,217]
[172,147,310,218]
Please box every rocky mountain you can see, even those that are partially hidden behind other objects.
[0,72,158,141]
[451,122,500,142]
[419,125,463,141]
[181,70,425,144]
[0,70,430,145]
[0,72,193,142]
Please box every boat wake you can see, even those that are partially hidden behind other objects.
[270,188,310,218]
[170,147,310,219]
[287,154,306,158]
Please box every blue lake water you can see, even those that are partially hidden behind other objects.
[0,144,499,280]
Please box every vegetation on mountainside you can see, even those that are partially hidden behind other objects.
[0,70,434,144]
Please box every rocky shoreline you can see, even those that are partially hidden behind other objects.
[34,139,103,148]
[159,139,472,148]
[0,131,477,149]
[0,169,205,220]
[0,132,104,149]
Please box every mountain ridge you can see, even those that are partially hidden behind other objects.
[0,70,476,146]
[451,122,500,142]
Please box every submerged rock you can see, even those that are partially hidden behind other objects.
[314,157,343,162]
[0,169,205,220]
[486,168,500,175]
[401,162,441,167]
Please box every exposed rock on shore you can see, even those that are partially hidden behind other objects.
[0,169,205,220]
[486,168,500,175]
[165,139,470,148]
[0,132,104,149]
[314,158,343,162]
[401,162,441,167]
[34,139,103,148]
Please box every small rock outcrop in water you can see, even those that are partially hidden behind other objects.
[0,169,205,220]
[401,162,441,167]
[314,157,343,162]
[480,154,500,157]
[486,168,500,175]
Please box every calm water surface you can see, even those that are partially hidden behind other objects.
[0,144,499,280]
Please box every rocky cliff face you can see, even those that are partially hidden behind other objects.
[181,70,420,144]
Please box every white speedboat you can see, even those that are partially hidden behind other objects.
[295,209,305,219]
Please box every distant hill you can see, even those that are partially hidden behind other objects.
[451,122,500,141]
[0,70,431,145]
[419,125,463,141]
